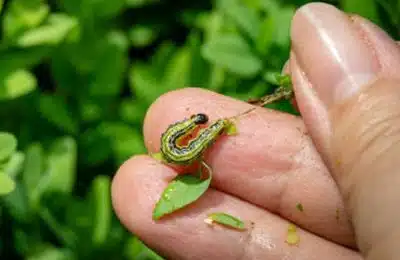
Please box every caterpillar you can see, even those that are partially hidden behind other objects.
[153,108,255,166]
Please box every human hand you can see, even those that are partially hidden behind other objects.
[112,2,400,260]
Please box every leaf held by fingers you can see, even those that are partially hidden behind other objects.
[205,212,246,230]
[153,173,211,220]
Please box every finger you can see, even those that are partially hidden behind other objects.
[143,88,355,247]
[290,2,400,258]
[112,155,362,260]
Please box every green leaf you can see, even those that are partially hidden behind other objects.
[187,32,211,89]
[0,171,16,195]
[119,99,146,124]
[0,69,37,100]
[2,151,25,178]
[270,7,294,48]
[3,0,49,39]
[22,143,44,207]
[27,245,73,260]
[129,62,160,104]
[90,175,111,246]
[0,0,4,14]
[88,31,129,96]
[81,122,145,165]
[259,0,280,13]
[17,14,79,47]
[202,34,262,77]
[126,0,159,8]
[256,16,274,55]
[164,46,191,89]
[153,173,212,220]
[206,212,246,230]
[39,94,78,134]
[0,132,17,161]
[124,237,164,260]
[3,183,30,221]
[341,0,379,25]
[90,0,126,19]
[219,0,260,40]
[102,123,146,164]
[129,25,157,47]
[0,47,50,75]
[45,137,77,195]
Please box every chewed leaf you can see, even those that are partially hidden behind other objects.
[206,212,246,230]
[286,223,300,246]
[275,74,292,90]
[151,152,166,162]
[153,172,211,220]
[296,203,304,212]
[225,122,237,136]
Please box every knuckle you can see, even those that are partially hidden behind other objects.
[330,78,400,202]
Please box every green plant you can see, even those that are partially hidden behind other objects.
[0,0,398,259]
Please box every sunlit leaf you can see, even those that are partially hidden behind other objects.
[45,137,77,195]
[90,175,111,246]
[17,14,79,47]
[153,173,212,220]
[129,25,157,47]
[0,132,17,161]
[3,0,49,39]
[0,69,37,100]
[27,245,73,260]
[0,171,16,195]
[22,143,44,206]
[205,212,246,230]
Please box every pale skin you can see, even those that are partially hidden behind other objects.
[112,3,400,260]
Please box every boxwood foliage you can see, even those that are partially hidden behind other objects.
[0,0,398,259]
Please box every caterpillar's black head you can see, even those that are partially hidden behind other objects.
[192,113,208,124]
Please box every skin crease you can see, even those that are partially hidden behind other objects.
[112,3,400,260]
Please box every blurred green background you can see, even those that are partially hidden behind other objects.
[0,0,398,259]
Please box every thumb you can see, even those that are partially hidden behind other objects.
[290,3,400,260]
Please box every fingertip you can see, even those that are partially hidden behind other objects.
[111,155,176,234]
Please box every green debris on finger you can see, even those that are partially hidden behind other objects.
[205,212,246,230]
[286,223,300,246]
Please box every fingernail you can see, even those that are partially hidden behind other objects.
[291,3,380,107]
